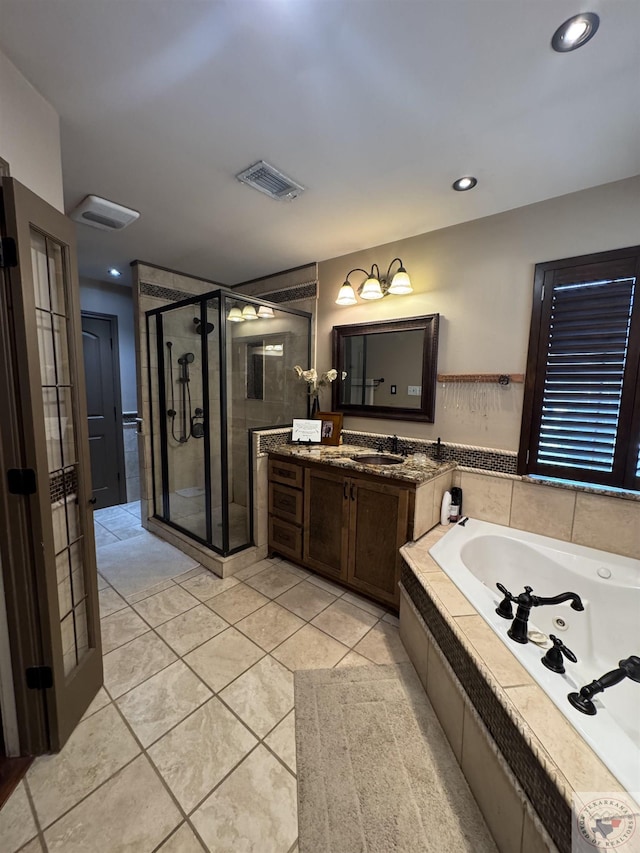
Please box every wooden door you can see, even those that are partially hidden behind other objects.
[82,313,126,509]
[302,466,349,581]
[347,477,409,607]
[0,178,102,752]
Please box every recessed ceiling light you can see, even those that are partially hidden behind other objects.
[551,13,599,52]
[108,267,122,277]
[452,176,477,192]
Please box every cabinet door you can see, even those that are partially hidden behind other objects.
[303,467,349,580]
[347,478,409,607]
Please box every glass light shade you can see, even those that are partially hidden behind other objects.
[257,305,275,319]
[228,306,244,322]
[335,283,357,305]
[360,276,384,300]
[388,269,413,295]
[242,304,258,320]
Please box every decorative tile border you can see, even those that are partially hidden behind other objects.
[400,566,571,852]
[262,282,317,303]
[139,282,193,302]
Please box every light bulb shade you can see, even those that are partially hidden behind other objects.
[360,276,384,300]
[257,305,275,318]
[388,269,413,295]
[335,283,357,305]
[228,306,244,322]
[242,304,258,320]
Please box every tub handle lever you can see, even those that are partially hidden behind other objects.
[541,635,577,674]
[495,583,514,620]
[568,655,640,715]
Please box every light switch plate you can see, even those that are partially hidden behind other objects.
[408,385,422,396]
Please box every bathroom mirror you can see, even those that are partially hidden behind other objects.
[331,314,439,421]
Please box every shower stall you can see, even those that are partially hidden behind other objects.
[146,290,311,556]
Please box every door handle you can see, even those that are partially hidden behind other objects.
[88,497,97,506]
[350,483,355,501]
[343,482,348,500]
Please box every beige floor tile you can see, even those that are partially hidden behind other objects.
[97,573,109,590]
[148,697,257,812]
[334,650,375,668]
[275,580,337,621]
[207,583,270,624]
[156,604,228,655]
[184,627,264,692]
[311,598,378,647]
[180,572,240,601]
[264,709,296,773]
[340,590,386,618]
[81,686,111,721]
[353,622,410,664]
[27,703,140,828]
[94,525,118,548]
[98,587,128,617]
[16,837,43,853]
[157,822,206,852]
[100,606,149,654]
[117,660,211,747]
[275,560,310,579]
[172,566,206,583]
[272,624,349,671]
[191,746,297,853]
[382,612,400,626]
[125,578,175,605]
[103,631,177,698]
[235,601,304,652]
[305,573,346,596]
[232,559,273,581]
[220,656,294,738]
[246,565,302,598]
[43,754,181,853]
[0,781,37,853]
[132,585,199,627]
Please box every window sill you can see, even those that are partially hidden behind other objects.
[522,475,640,503]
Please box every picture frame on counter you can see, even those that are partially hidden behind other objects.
[315,411,343,446]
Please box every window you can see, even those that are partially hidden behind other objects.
[519,246,640,491]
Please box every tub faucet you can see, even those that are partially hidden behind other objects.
[568,656,640,715]
[495,584,584,644]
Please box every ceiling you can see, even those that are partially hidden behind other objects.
[1,1,639,286]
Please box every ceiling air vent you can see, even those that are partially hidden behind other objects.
[236,160,305,201]
[69,195,140,231]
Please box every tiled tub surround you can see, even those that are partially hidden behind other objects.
[398,526,636,853]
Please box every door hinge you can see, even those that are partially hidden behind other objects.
[7,468,37,495]
[26,666,53,690]
[0,237,17,268]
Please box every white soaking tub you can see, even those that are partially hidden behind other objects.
[429,519,640,800]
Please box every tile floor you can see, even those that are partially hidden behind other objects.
[1,503,407,853]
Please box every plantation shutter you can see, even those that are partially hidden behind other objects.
[521,246,640,491]
[537,277,634,473]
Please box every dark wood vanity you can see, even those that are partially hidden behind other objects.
[268,448,453,608]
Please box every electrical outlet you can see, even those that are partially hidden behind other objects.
[407,385,422,396]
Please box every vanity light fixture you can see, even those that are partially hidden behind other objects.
[452,176,477,192]
[257,305,275,319]
[228,305,245,322]
[335,258,413,305]
[551,13,599,52]
[241,304,259,321]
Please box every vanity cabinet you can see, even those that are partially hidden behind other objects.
[269,453,427,608]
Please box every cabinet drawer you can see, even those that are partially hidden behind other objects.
[269,516,302,562]
[269,482,303,525]
[269,458,303,489]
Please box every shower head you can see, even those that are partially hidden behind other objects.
[194,317,215,335]
[178,352,195,365]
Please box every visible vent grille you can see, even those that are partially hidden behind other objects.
[69,195,140,231]
[537,277,635,474]
[236,161,305,200]
[81,211,125,229]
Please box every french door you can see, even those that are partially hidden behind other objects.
[0,178,102,752]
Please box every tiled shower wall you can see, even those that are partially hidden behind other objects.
[123,415,140,501]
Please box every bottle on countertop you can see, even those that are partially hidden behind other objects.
[449,487,463,523]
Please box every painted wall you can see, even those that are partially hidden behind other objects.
[317,177,640,451]
[0,48,63,210]
[79,277,137,413]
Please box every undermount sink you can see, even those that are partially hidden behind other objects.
[350,454,405,466]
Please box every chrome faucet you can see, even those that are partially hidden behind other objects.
[569,656,640,715]
[495,584,584,644]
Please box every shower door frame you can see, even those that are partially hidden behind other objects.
[146,288,311,558]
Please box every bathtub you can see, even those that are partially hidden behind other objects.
[429,519,640,800]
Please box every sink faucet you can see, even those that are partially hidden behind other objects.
[495,584,584,644]
[391,434,401,455]
[568,655,640,715]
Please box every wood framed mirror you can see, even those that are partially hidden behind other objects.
[331,314,439,422]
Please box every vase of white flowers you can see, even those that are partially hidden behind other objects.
[294,366,338,415]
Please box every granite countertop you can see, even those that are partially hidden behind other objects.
[269,444,455,485]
